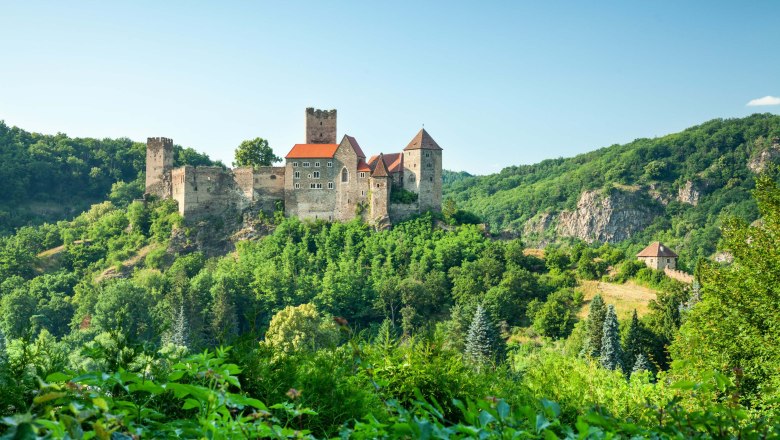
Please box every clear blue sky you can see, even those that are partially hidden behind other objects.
[1,1,778,174]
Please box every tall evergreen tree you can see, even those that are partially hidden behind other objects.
[465,305,502,368]
[583,294,607,358]
[169,304,189,348]
[631,353,652,377]
[622,309,643,369]
[600,305,625,372]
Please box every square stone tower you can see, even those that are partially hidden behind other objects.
[402,129,443,212]
[305,108,337,144]
[145,137,174,198]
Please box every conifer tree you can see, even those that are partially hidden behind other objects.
[631,353,652,377]
[622,309,642,369]
[582,294,607,358]
[465,305,501,368]
[169,304,189,348]
[375,318,398,354]
[600,305,625,372]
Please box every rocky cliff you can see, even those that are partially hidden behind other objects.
[543,188,661,244]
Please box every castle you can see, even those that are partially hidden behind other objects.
[145,108,442,226]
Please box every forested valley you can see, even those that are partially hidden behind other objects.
[0,118,779,438]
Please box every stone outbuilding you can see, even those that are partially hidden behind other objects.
[636,242,678,270]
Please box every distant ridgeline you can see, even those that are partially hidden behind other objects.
[145,108,443,228]
[0,121,218,235]
[443,114,780,264]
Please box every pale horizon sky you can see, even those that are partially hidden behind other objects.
[1,1,779,174]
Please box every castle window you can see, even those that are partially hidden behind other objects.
[328,182,334,189]
[294,171,300,179]
[295,183,300,189]
[361,190,365,196]
[308,174,312,178]
[293,162,299,167]
[667,258,670,263]
[376,183,380,188]
[426,162,432,168]
[313,171,320,179]
[303,162,310,167]
[270,175,277,180]
[359,172,366,178]
[310,183,315,189]
[315,161,320,167]
[254,178,258,184]
[425,151,430,157]
[327,162,332,167]
[341,168,348,182]
[409,175,415,182]
[429,177,433,182]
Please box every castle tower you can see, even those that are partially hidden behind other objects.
[369,153,391,224]
[305,108,337,144]
[145,137,174,198]
[402,129,442,212]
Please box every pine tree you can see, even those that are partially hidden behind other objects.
[582,294,607,358]
[465,305,500,368]
[600,305,625,372]
[631,353,652,377]
[622,309,642,369]
[169,304,189,348]
[375,318,398,354]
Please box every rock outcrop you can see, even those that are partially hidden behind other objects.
[556,188,660,243]
[748,138,780,173]
[677,180,701,206]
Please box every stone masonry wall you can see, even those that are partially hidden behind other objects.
[145,137,173,198]
[285,157,340,221]
[305,108,337,144]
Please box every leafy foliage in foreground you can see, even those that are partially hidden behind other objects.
[4,343,780,439]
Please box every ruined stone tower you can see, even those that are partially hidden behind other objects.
[402,129,442,212]
[305,108,337,144]
[145,137,173,198]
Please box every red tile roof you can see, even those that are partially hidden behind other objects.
[636,242,678,258]
[344,135,366,159]
[285,144,339,159]
[383,153,403,173]
[368,154,402,172]
[357,159,371,172]
[404,128,442,151]
[371,153,390,177]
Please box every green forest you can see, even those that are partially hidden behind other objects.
[0,121,220,236]
[0,117,779,438]
[445,114,780,266]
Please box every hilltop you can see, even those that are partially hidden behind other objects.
[0,121,221,236]
[443,114,780,266]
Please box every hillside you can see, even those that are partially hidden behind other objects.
[443,114,780,266]
[0,121,221,235]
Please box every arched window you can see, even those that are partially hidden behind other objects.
[341,168,348,183]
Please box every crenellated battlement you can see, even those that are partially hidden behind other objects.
[147,137,173,145]
[306,108,336,118]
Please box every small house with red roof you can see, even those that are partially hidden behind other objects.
[636,242,678,270]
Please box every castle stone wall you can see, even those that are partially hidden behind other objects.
[389,202,419,223]
[305,108,337,144]
[285,157,340,221]
[145,137,173,198]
